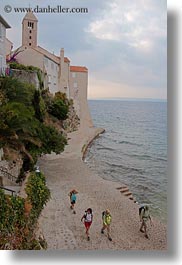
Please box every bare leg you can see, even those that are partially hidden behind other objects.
[101,224,106,233]
[143,221,148,238]
[140,221,145,232]
[86,227,90,240]
[107,225,112,241]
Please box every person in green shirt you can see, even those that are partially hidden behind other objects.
[139,205,152,239]
[101,209,112,241]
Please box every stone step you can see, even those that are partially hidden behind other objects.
[116,186,127,190]
[120,188,129,193]
[124,192,132,197]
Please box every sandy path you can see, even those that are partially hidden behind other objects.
[38,127,167,250]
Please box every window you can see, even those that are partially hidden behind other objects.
[29,43,31,46]
[51,62,54,70]
[29,30,32,33]
[29,36,31,39]
[28,22,34,29]
[72,72,76,78]
[48,75,51,84]
[53,76,57,85]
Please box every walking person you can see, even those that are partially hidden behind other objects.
[81,208,93,241]
[68,189,78,214]
[139,205,152,239]
[101,209,112,241]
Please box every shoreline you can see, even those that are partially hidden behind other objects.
[83,127,167,225]
[38,126,167,250]
[81,127,105,161]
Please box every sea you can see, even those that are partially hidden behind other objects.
[85,100,167,223]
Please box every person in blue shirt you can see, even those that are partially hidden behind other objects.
[68,189,78,214]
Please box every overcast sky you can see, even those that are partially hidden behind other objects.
[1,0,167,100]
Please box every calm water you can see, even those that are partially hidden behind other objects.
[85,100,167,223]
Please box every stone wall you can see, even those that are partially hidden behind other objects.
[0,158,22,186]
[11,69,40,89]
[63,104,80,133]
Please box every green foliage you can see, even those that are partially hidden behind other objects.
[37,124,67,154]
[0,189,8,231]
[0,102,34,134]
[0,190,26,233]
[9,63,44,90]
[9,62,40,72]
[0,101,41,157]
[0,90,6,105]
[25,172,51,219]
[36,70,44,90]
[48,98,69,120]
[0,76,35,106]
[0,170,50,249]
[32,90,46,122]
[0,76,67,173]
[55,91,69,104]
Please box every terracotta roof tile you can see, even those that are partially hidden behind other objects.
[70,66,88,73]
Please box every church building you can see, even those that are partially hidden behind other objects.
[14,12,93,127]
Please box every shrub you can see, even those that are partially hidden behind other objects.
[0,189,26,234]
[25,172,51,219]
[37,124,67,155]
[0,170,51,249]
[0,76,35,106]
[48,98,69,120]
[32,90,46,122]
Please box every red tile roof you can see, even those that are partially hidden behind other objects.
[70,66,88,73]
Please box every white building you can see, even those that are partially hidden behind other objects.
[70,66,93,127]
[0,15,11,74]
[14,11,93,127]
[15,12,71,97]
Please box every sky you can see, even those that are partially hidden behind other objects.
[1,0,167,100]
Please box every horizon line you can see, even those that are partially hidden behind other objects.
[88,97,167,102]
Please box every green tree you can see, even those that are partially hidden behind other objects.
[48,98,69,120]
[32,90,46,122]
[0,77,35,106]
[37,124,67,154]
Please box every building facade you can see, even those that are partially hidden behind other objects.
[0,15,11,74]
[14,11,93,127]
[70,66,93,127]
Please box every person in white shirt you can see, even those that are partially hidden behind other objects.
[81,208,93,241]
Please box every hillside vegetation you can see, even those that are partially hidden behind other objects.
[0,75,75,181]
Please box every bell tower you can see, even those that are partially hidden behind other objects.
[22,11,38,47]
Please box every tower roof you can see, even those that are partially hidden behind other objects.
[22,11,38,22]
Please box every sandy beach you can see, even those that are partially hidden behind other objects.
[38,126,167,250]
